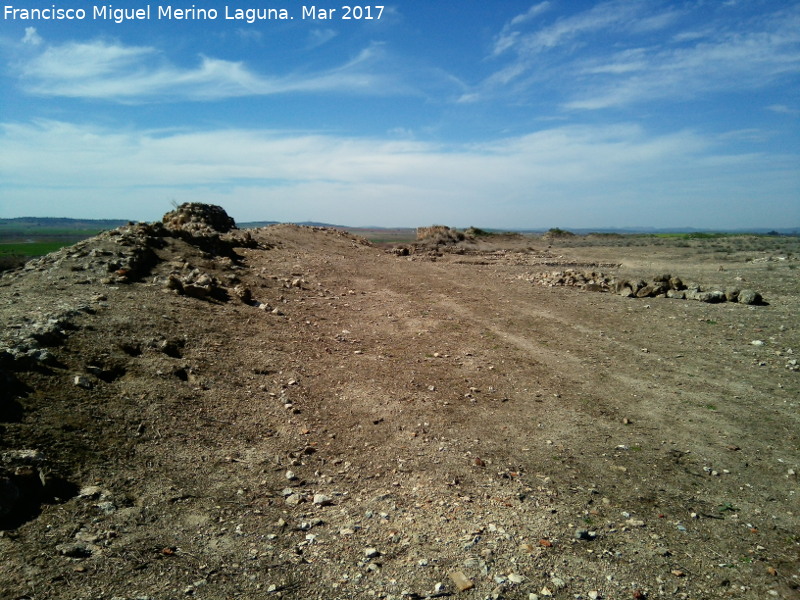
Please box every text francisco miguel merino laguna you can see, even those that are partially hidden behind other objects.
[4,4,385,22]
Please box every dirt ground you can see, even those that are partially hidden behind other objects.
[1,206,798,600]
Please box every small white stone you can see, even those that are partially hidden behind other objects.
[284,494,302,506]
[312,494,332,506]
[78,485,103,498]
[73,375,92,389]
[625,518,645,527]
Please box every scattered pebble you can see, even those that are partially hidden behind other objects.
[312,494,333,506]
[449,571,474,591]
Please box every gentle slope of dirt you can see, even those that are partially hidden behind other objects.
[1,206,798,599]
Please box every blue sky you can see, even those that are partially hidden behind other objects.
[1,0,798,229]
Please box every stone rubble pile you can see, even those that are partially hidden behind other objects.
[0,204,268,381]
[164,267,229,300]
[519,269,764,305]
[6,222,164,286]
[0,303,102,367]
[162,202,236,236]
[161,202,259,253]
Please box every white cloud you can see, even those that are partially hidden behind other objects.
[510,2,551,27]
[477,2,800,110]
[308,28,338,49]
[16,38,406,101]
[565,19,800,109]
[1,119,796,228]
[24,40,157,81]
[21,27,42,46]
[493,2,551,56]
[497,0,661,57]
[234,29,263,43]
[768,104,800,116]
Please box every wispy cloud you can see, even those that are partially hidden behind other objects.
[21,27,42,46]
[768,104,800,116]
[493,2,551,56]
[473,2,800,110]
[566,13,800,109]
[15,36,406,102]
[1,119,795,228]
[510,2,552,27]
[308,28,338,49]
[493,0,672,59]
[234,29,263,43]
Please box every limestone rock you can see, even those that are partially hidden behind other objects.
[449,571,474,591]
[669,276,685,290]
[738,289,763,305]
[312,493,333,506]
[724,288,740,302]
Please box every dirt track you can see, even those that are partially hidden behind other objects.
[1,207,798,599]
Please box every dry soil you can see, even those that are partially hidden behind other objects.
[1,210,798,600]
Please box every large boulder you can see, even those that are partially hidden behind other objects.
[737,289,763,305]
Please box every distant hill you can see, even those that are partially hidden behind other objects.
[514,226,800,236]
[1,217,797,237]
[0,217,131,236]
[238,221,280,228]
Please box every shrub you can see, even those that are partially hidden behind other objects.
[543,227,575,239]
[465,226,489,237]
[416,225,466,245]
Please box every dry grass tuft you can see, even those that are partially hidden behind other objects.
[416,225,466,245]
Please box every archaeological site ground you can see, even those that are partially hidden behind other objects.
[1,204,798,599]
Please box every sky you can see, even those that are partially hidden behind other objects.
[0,0,798,229]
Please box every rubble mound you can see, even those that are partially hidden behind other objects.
[162,202,237,236]
[520,269,765,304]
[162,203,259,255]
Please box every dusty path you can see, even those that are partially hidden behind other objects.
[1,210,798,599]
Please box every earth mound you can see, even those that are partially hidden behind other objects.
[162,202,237,235]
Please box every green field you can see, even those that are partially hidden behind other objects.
[0,241,71,257]
[342,227,417,245]
[0,218,129,271]
[0,237,91,271]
